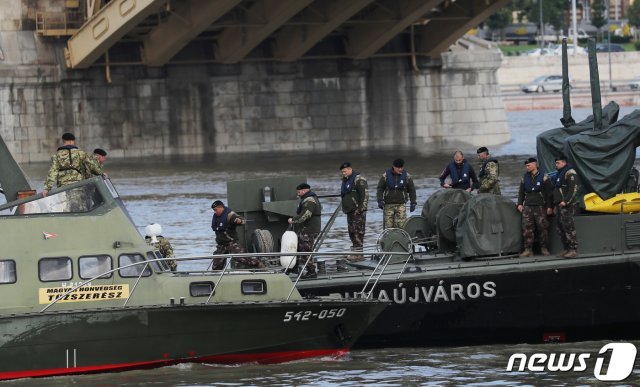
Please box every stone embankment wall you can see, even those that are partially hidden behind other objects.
[0,1,509,162]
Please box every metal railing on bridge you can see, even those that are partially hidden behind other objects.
[36,11,84,37]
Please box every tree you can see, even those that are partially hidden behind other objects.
[525,0,565,40]
[629,0,640,29]
[486,8,512,40]
[591,0,608,41]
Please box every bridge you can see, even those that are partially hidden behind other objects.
[0,0,511,162]
[58,0,508,68]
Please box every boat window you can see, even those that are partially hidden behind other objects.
[241,280,267,295]
[190,282,215,297]
[39,257,72,282]
[118,254,152,277]
[79,255,113,279]
[147,251,169,271]
[0,184,104,216]
[0,260,16,284]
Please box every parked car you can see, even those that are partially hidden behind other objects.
[521,75,572,93]
[630,77,640,90]
[523,48,555,56]
[551,45,587,55]
[595,43,625,52]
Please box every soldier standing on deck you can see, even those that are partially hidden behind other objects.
[288,183,322,279]
[339,162,368,262]
[376,158,417,229]
[43,133,103,212]
[210,200,264,270]
[145,223,177,271]
[517,158,553,257]
[86,148,108,178]
[552,155,579,258]
[476,146,501,195]
[43,133,102,197]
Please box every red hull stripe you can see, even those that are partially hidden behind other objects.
[0,348,349,380]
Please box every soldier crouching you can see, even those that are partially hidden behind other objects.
[210,200,265,270]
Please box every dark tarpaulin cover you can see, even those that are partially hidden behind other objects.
[455,194,521,259]
[421,189,471,237]
[536,101,619,174]
[564,109,640,200]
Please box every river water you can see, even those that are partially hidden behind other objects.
[10,106,640,385]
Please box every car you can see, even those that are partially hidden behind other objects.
[551,44,587,55]
[630,77,640,90]
[523,48,554,56]
[521,75,572,93]
[595,43,625,52]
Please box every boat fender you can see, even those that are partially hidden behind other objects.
[280,230,298,269]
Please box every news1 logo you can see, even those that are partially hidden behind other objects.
[506,343,637,381]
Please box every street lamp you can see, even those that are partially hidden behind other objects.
[539,0,544,50]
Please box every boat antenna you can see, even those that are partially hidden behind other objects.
[587,39,603,131]
[560,38,575,128]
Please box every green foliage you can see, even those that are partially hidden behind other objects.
[591,0,608,30]
[635,41,640,51]
[629,0,640,27]
[610,35,631,43]
[486,8,512,31]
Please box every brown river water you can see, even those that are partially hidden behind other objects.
[8,107,640,385]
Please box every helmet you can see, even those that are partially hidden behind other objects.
[145,223,162,243]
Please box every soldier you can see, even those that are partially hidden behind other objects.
[517,158,553,257]
[476,146,501,195]
[439,150,479,192]
[144,223,177,271]
[376,158,417,229]
[552,155,579,258]
[43,133,102,195]
[288,183,322,279]
[43,133,102,211]
[339,162,368,261]
[87,148,108,178]
[210,200,264,270]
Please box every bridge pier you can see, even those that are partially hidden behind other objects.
[0,10,509,162]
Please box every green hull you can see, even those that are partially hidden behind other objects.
[0,300,384,379]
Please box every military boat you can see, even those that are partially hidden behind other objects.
[0,137,385,380]
[219,41,640,349]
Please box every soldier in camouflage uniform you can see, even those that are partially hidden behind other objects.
[43,133,103,212]
[145,223,177,271]
[210,200,264,270]
[288,183,322,279]
[86,148,108,178]
[476,146,501,195]
[517,158,553,257]
[552,155,579,258]
[376,158,417,229]
[340,162,368,261]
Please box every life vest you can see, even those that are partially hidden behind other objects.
[385,169,408,190]
[211,207,232,232]
[341,171,360,197]
[448,161,471,184]
[478,158,498,178]
[296,191,321,215]
[523,171,545,193]
[552,165,573,188]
